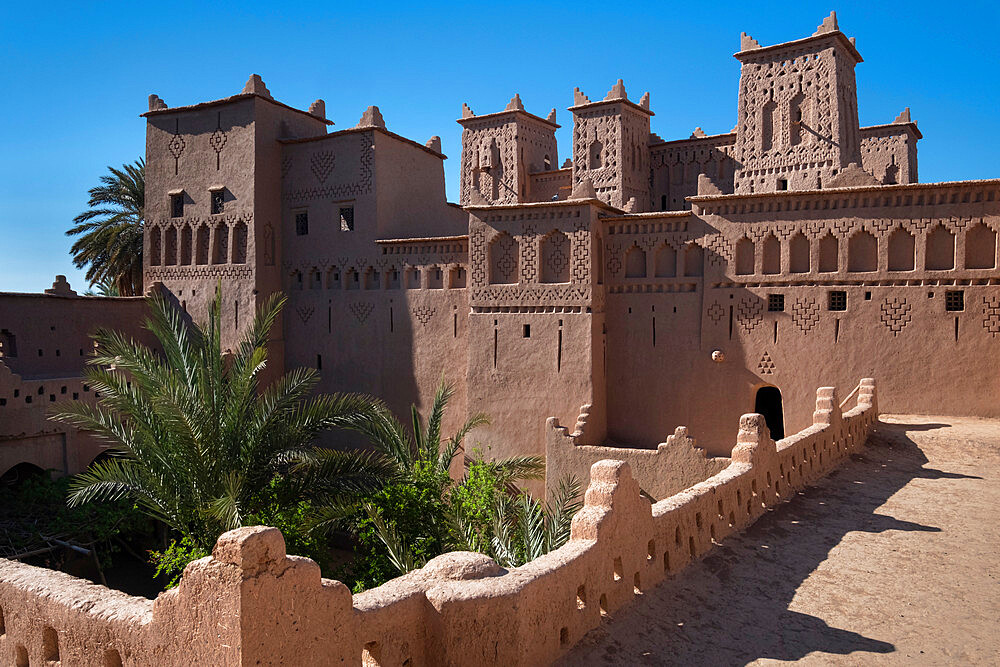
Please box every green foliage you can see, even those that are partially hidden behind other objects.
[50,288,389,553]
[66,158,145,296]
[148,536,209,588]
[327,382,579,591]
[0,474,148,568]
[346,462,450,591]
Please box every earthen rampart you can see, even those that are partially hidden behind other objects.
[0,379,876,665]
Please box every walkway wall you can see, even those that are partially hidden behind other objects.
[0,379,877,666]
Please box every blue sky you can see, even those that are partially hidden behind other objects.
[1,1,998,293]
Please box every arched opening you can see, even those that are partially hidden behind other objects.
[965,223,997,269]
[734,238,754,275]
[654,243,677,277]
[848,231,878,272]
[488,232,519,284]
[789,232,810,273]
[0,462,47,488]
[754,386,784,441]
[149,226,162,266]
[684,244,704,277]
[887,228,915,271]
[761,99,777,152]
[589,138,603,170]
[540,231,571,283]
[818,233,838,273]
[163,226,177,265]
[761,234,780,274]
[926,224,955,270]
[625,245,646,278]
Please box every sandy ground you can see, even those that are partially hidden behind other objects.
[558,415,1000,666]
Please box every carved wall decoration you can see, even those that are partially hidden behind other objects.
[310,151,336,184]
[209,129,227,169]
[349,302,374,324]
[791,297,820,333]
[880,297,912,335]
[707,302,725,323]
[281,156,292,177]
[737,297,763,333]
[983,296,1000,337]
[757,351,775,375]
[284,133,373,204]
[412,306,436,325]
[519,226,537,283]
[296,306,314,324]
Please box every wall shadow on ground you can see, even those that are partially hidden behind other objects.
[558,419,980,666]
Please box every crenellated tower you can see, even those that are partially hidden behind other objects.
[569,80,652,211]
[142,74,330,354]
[733,12,864,194]
[457,95,559,206]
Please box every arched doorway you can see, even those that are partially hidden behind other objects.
[0,462,46,487]
[754,386,785,440]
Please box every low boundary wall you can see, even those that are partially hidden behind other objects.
[0,379,877,666]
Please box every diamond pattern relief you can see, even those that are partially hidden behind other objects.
[983,296,1000,337]
[349,302,374,324]
[310,151,336,184]
[791,297,820,334]
[707,302,725,323]
[880,297,912,335]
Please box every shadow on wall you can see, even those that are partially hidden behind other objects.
[558,419,979,665]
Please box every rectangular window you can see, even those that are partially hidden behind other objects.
[211,190,224,214]
[171,194,184,218]
[767,294,784,312]
[340,206,354,232]
[777,178,788,191]
[828,290,847,311]
[945,290,964,312]
[295,211,309,236]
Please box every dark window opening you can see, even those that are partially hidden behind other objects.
[316,354,322,370]
[211,190,225,214]
[945,290,964,312]
[767,294,784,312]
[828,290,847,311]
[661,195,667,211]
[295,211,309,236]
[171,193,184,218]
[865,291,872,300]
[754,386,785,440]
[777,178,788,191]
[340,207,354,232]
[523,324,531,338]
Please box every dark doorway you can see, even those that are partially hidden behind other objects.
[754,386,785,440]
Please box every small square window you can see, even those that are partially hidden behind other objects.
[864,291,872,300]
[171,193,184,218]
[945,290,964,312]
[295,211,309,236]
[777,178,788,191]
[340,207,355,232]
[767,294,784,312]
[211,190,225,214]
[828,290,847,311]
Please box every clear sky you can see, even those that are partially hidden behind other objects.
[1,1,998,293]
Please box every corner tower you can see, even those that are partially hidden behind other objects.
[733,12,863,194]
[458,95,559,206]
[142,75,330,353]
[569,80,652,211]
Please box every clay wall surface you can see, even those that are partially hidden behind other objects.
[546,423,730,501]
[0,290,149,476]
[600,180,1000,454]
[860,122,919,185]
[528,168,572,203]
[0,381,876,666]
[650,132,737,211]
[465,201,609,471]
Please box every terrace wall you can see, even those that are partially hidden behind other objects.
[0,379,877,666]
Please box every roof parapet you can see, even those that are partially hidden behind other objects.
[242,74,272,100]
[148,94,167,111]
[356,105,386,129]
[308,99,326,120]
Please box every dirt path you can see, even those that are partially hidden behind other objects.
[558,415,1000,666]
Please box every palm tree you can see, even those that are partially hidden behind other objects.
[50,289,390,550]
[315,383,553,579]
[67,158,145,296]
